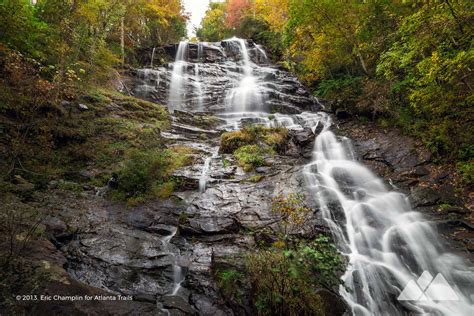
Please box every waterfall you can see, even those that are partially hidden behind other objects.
[168,41,188,112]
[194,64,203,111]
[134,68,160,98]
[256,44,268,63]
[197,42,204,61]
[150,47,156,68]
[199,148,219,193]
[234,37,251,76]
[161,227,185,296]
[303,113,474,316]
[137,40,473,315]
[224,37,265,113]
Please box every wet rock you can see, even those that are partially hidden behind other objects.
[134,293,156,303]
[286,128,315,158]
[255,166,271,173]
[190,294,229,316]
[410,187,440,207]
[172,122,219,136]
[43,217,70,245]
[145,224,177,236]
[318,289,348,316]
[414,166,429,177]
[131,40,319,114]
[187,217,239,235]
[162,295,197,315]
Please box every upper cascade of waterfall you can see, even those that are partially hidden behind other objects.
[227,37,252,76]
[175,41,188,61]
[133,37,319,114]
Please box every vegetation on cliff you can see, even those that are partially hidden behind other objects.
[198,0,473,182]
[214,194,344,316]
[0,0,188,196]
[220,125,288,171]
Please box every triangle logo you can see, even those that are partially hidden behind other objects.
[398,280,424,301]
[424,274,460,301]
[398,271,460,302]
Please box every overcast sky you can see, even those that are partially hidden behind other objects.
[183,0,213,37]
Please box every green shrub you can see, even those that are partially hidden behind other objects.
[234,145,269,172]
[315,76,362,100]
[216,269,244,302]
[457,160,474,186]
[115,149,171,198]
[246,236,343,316]
[111,145,195,204]
[220,129,255,153]
[247,175,264,183]
[220,125,288,154]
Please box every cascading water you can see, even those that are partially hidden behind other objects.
[134,68,161,99]
[150,47,156,68]
[224,37,265,113]
[199,148,219,193]
[193,64,204,111]
[133,38,472,315]
[168,41,189,111]
[303,114,473,316]
[161,227,185,296]
[197,42,204,61]
[256,44,268,63]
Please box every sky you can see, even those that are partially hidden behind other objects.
[183,0,213,38]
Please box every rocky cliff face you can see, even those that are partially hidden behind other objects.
[33,39,473,316]
[128,39,319,114]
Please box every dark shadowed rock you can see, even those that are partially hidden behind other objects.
[335,108,350,119]
[286,128,316,158]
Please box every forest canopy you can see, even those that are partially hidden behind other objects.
[0,0,187,84]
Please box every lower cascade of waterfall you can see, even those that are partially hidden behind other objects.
[303,115,473,316]
[134,37,473,315]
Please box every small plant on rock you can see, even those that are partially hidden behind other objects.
[234,145,270,172]
[272,193,312,239]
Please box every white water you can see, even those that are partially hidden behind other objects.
[302,113,473,315]
[224,37,265,112]
[197,42,204,61]
[193,64,204,111]
[199,148,219,193]
[161,227,184,296]
[150,47,156,68]
[256,44,268,63]
[134,68,160,97]
[168,41,188,112]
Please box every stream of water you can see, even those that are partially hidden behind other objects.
[303,115,473,315]
[168,41,189,112]
[139,38,473,315]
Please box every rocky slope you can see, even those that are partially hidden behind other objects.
[4,39,472,315]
